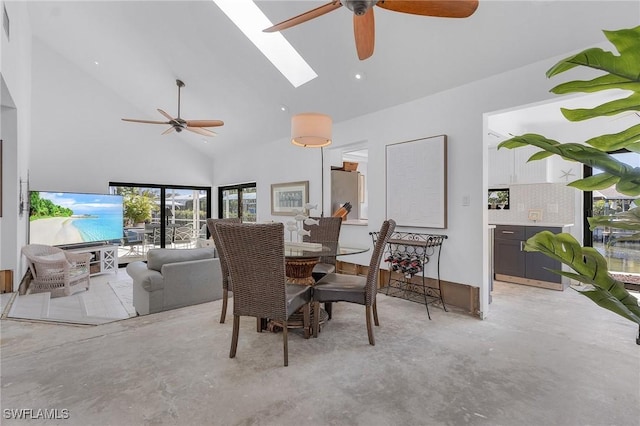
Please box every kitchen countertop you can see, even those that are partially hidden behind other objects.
[490,222,574,228]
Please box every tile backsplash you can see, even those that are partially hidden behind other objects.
[488,183,575,224]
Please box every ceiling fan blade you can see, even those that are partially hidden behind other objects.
[122,118,170,125]
[157,109,176,121]
[185,119,224,128]
[186,126,217,137]
[354,9,375,60]
[161,127,176,135]
[264,1,342,32]
[376,0,479,18]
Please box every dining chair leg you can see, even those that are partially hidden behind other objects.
[282,320,289,367]
[366,306,375,346]
[230,314,240,358]
[256,318,262,332]
[303,304,311,339]
[220,289,228,324]
[373,298,380,327]
[325,302,333,320]
[313,301,321,338]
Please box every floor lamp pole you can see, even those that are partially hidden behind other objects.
[320,146,325,217]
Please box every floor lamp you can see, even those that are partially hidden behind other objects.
[291,113,332,217]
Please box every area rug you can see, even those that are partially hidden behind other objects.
[6,281,134,325]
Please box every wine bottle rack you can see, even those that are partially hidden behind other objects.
[371,231,447,319]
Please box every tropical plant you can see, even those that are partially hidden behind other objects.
[115,187,157,226]
[498,26,640,344]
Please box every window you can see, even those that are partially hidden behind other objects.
[218,182,257,222]
[583,151,640,276]
[110,182,211,263]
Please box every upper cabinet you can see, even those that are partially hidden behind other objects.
[488,145,576,186]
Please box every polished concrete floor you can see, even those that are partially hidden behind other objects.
[1,274,638,426]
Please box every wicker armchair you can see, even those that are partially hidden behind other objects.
[21,244,91,297]
[312,219,396,345]
[214,222,312,367]
[303,216,342,319]
[206,217,242,323]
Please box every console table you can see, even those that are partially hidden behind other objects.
[66,244,118,276]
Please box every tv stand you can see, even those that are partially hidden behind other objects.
[66,244,118,276]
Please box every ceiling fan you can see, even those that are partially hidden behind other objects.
[121,79,224,137]
[264,0,479,60]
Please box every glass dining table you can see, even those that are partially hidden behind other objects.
[267,241,370,334]
[283,241,370,285]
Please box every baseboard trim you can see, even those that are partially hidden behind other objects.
[495,274,564,291]
[336,261,481,318]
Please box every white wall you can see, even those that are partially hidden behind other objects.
[1,0,32,290]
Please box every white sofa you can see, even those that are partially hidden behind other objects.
[126,247,223,315]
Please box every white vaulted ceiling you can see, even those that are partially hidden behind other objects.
[25,1,640,158]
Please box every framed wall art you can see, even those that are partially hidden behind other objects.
[385,135,447,228]
[271,181,309,216]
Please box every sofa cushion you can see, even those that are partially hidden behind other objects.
[147,247,216,272]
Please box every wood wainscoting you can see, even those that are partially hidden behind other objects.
[336,261,480,317]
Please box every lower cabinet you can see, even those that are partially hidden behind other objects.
[494,225,565,290]
[67,244,119,276]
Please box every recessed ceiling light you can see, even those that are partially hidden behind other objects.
[202,139,209,144]
[280,105,289,112]
[213,0,317,88]
[94,61,99,66]
[355,73,362,80]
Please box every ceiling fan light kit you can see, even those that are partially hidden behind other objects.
[121,79,224,137]
[264,0,479,60]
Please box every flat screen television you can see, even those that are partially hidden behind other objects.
[29,191,124,247]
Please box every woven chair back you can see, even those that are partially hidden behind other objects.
[21,244,65,278]
[214,222,288,321]
[303,216,342,265]
[365,219,396,305]
[206,217,242,291]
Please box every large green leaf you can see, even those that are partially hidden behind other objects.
[588,206,640,232]
[586,123,640,152]
[560,93,640,121]
[499,135,640,195]
[547,26,640,80]
[551,74,640,95]
[524,231,640,324]
[568,173,619,191]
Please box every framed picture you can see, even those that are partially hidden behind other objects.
[271,181,309,216]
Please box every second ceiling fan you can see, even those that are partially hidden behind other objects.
[122,79,224,137]
[264,0,479,60]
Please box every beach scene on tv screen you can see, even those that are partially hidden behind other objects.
[29,192,124,246]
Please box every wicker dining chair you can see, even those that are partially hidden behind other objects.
[214,222,312,367]
[21,244,92,297]
[303,216,342,318]
[312,219,396,345]
[206,217,242,323]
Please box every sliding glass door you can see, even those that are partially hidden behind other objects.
[110,182,211,264]
[218,183,256,222]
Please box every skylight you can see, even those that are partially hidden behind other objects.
[213,0,317,88]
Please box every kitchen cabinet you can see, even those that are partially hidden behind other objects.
[488,146,575,186]
[494,225,565,290]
